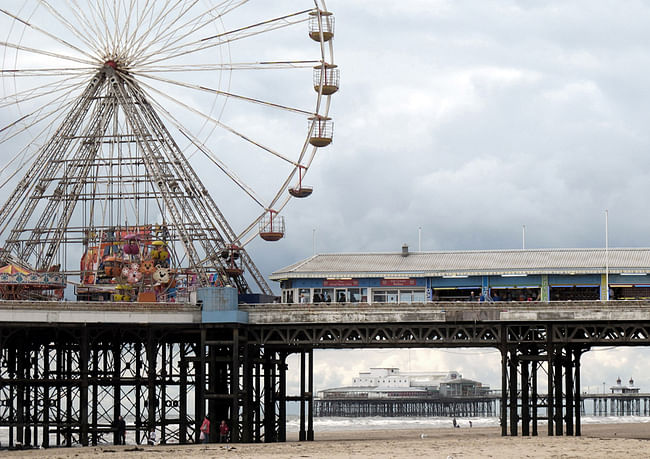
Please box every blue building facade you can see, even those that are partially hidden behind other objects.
[269,248,650,304]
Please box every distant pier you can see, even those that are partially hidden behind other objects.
[582,393,650,416]
[315,395,499,417]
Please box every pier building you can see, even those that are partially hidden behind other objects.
[271,247,650,304]
[315,368,496,417]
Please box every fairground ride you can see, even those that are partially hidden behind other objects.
[0,1,337,301]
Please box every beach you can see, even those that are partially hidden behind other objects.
[4,423,650,459]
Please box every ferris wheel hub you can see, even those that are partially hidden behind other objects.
[104,60,118,69]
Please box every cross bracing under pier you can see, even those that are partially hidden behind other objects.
[2,301,650,446]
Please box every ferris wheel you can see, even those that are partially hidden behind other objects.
[0,1,338,297]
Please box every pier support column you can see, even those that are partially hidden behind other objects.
[547,327,554,436]
[573,348,585,436]
[263,349,276,442]
[554,348,563,436]
[196,328,206,443]
[231,328,241,443]
[573,348,580,435]
[521,356,530,436]
[179,344,188,444]
[299,349,306,441]
[508,347,518,436]
[16,341,25,446]
[500,345,507,436]
[241,343,256,442]
[79,327,89,446]
[308,347,314,441]
[565,348,574,436]
[278,352,287,442]
[42,343,51,449]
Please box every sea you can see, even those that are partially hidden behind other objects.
[2,416,649,446]
[285,415,650,432]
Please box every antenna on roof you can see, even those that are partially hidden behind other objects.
[522,225,526,250]
[418,226,422,252]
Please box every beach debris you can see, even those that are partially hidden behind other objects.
[420,433,427,439]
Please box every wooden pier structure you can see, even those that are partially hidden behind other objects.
[3,299,650,447]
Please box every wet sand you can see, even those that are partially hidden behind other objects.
[4,423,650,458]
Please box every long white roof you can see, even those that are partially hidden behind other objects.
[270,248,650,279]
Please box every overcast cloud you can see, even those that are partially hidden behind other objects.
[269,0,650,398]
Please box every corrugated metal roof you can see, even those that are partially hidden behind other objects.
[270,248,650,279]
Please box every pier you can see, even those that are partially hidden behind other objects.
[2,300,650,446]
[582,393,650,416]
[315,395,498,418]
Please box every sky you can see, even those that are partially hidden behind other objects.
[272,0,650,398]
[2,0,650,403]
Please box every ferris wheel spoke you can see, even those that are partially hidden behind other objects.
[120,0,167,61]
[66,0,111,57]
[0,67,96,77]
[139,8,310,67]
[128,0,244,68]
[38,0,105,60]
[0,7,99,63]
[133,76,301,166]
[126,1,214,66]
[0,40,96,66]
[0,75,86,109]
[125,77,268,209]
[112,0,150,59]
[0,84,82,147]
[132,70,314,116]
[134,60,320,73]
[0,75,91,185]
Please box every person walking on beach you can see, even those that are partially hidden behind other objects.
[200,415,210,443]
[117,415,126,444]
[147,427,156,446]
[219,420,230,443]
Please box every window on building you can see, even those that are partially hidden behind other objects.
[373,290,399,303]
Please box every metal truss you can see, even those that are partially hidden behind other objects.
[0,64,271,294]
[246,321,650,348]
[0,325,200,448]
[5,318,650,448]
[248,323,503,347]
